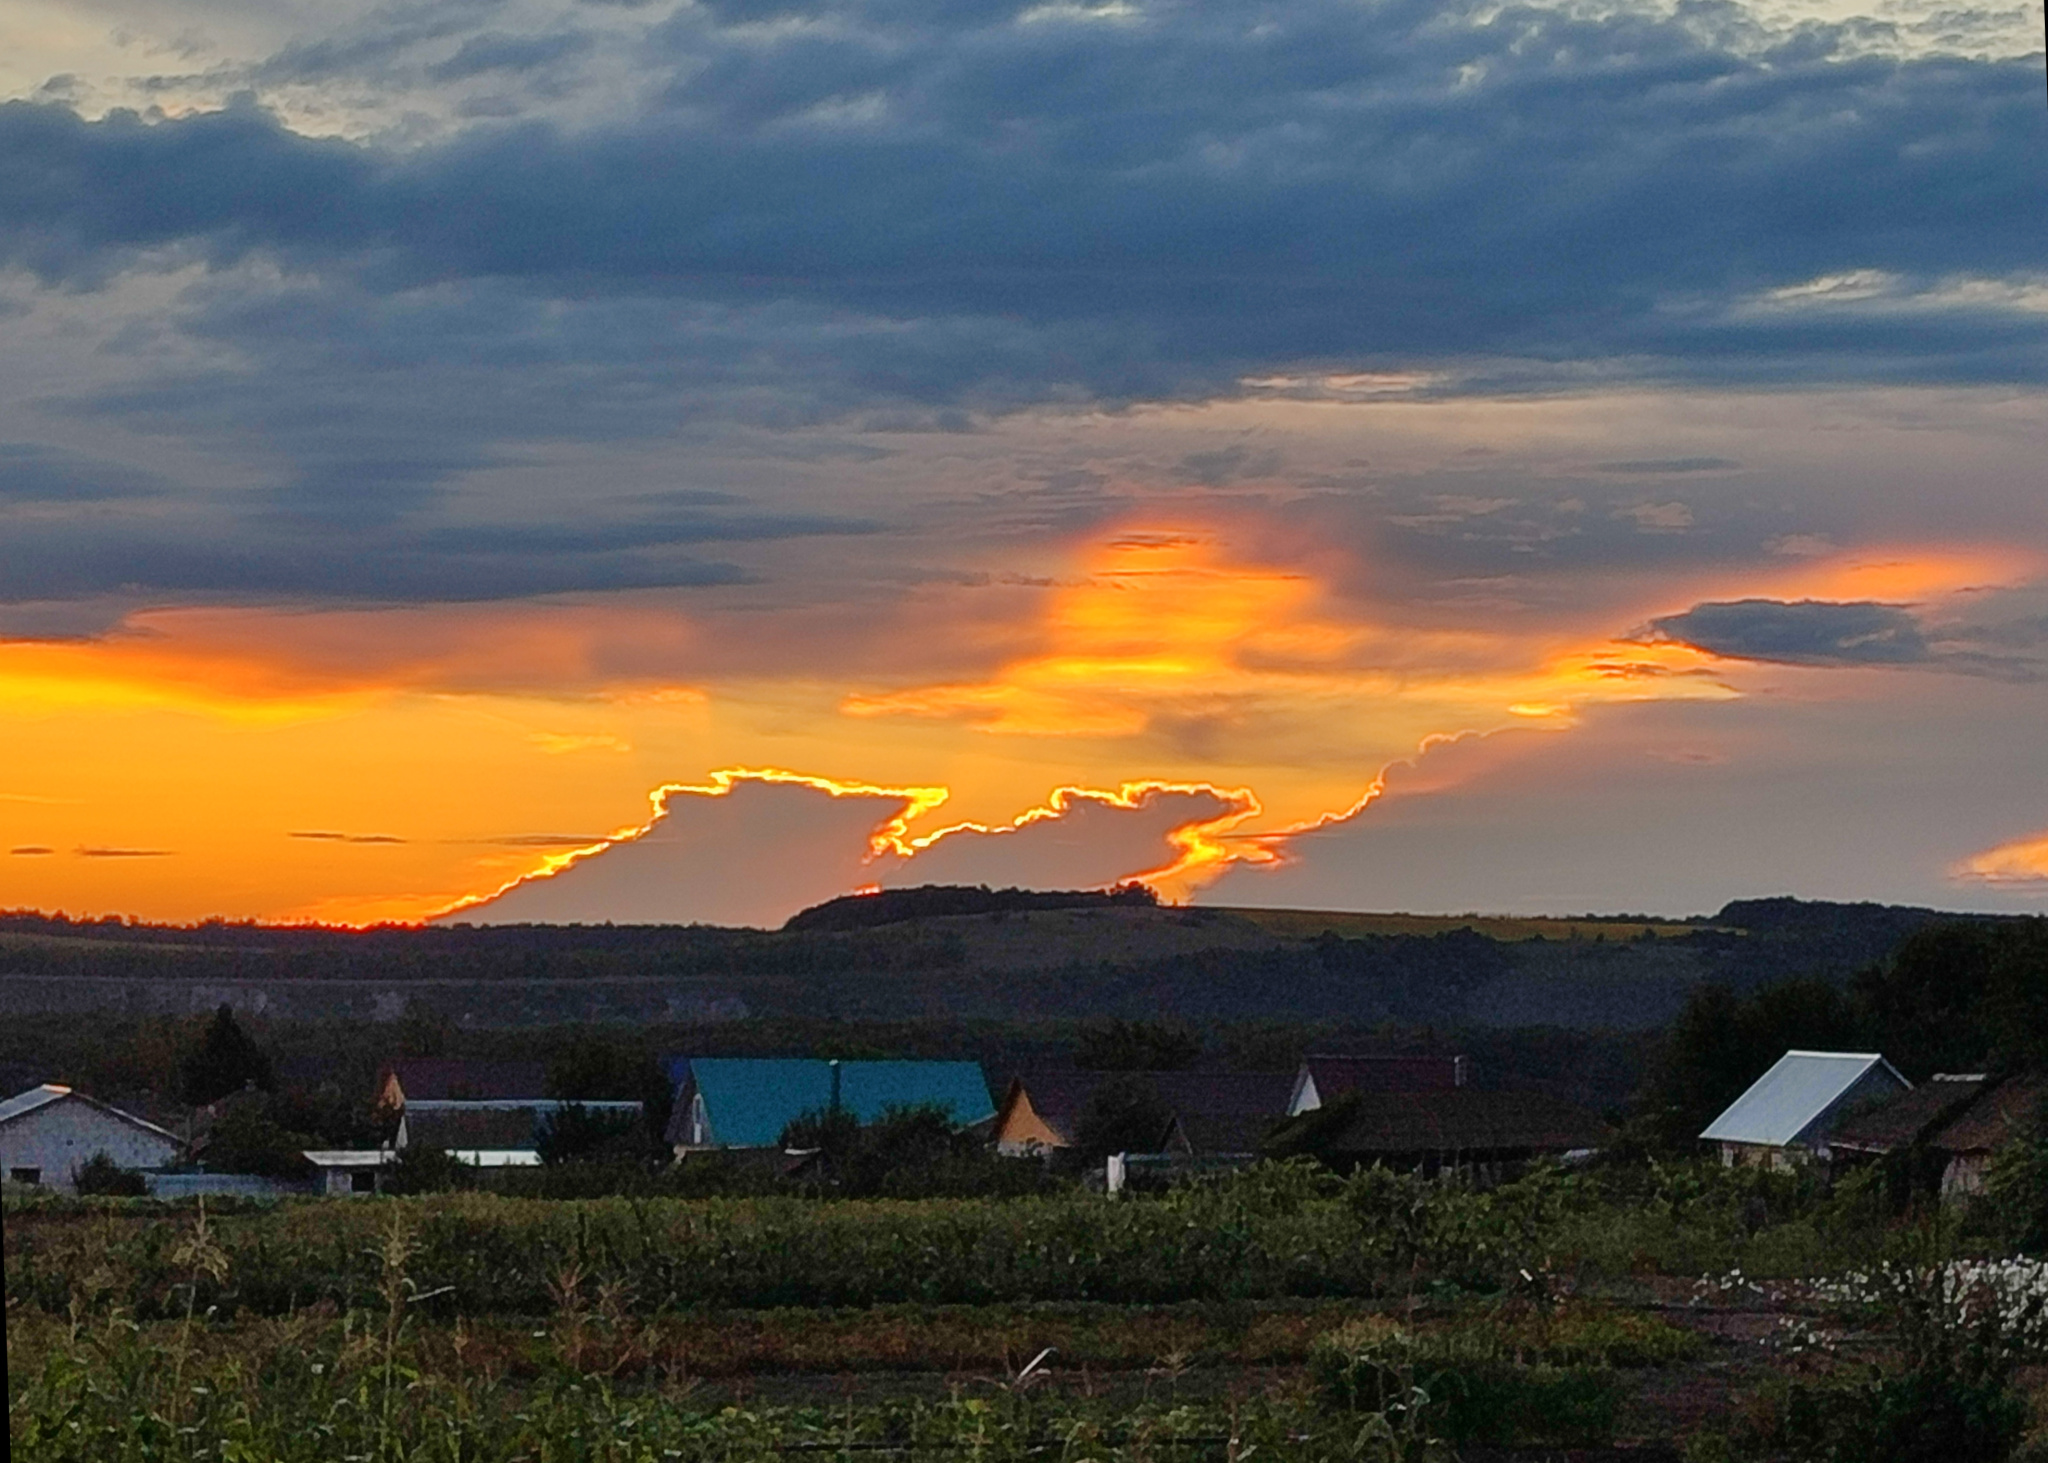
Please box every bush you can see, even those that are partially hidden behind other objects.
[1311,1318,1621,1446]
[385,1145,474,1195]
[1768,1369,2028,1463]
[72,1152,147,1197]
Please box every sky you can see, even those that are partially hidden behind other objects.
[1,0,2044,927]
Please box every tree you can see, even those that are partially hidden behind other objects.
[1854,922,2003,1079]
[180,1005,275,1106]
[201,1095,315,1178]
[1074,1019,1202,1071]
[547,1036,675,1154]
[1072,1074,1175,1161]
[535,1102,646,1165]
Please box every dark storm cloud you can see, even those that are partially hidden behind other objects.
[0,518,763,602]
[2,2,2041,381]
[0,0,2042,604]
[0,443,169,502]
[1645,599,1931,666]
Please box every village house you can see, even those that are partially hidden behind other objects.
[377,1057,638,1170]
[993,1069,1295,1158]
[665,1058,994,1152]
[1700,1050,1911,1169]
[0,1084,185,1192]
[1266,1081,1610,1177]
[1923,1074,2048,1196]
[1823,1071,2048,1199]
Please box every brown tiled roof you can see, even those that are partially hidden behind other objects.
[1831,1076,1986,1154]
[1273,1088,1610,1157]
[1303,1055,1467,1096]
[383,1059,549,1103]
[1930,1074,2048,1155]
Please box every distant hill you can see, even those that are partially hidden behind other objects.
[784,883,1157,932]
[0,895,1999,1031]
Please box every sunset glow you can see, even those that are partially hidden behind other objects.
[3,0,2045,925]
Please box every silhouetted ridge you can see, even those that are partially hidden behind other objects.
[784,883,1158,933]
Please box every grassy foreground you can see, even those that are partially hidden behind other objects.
[9,1160,2047,1460]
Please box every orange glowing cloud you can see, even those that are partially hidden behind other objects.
[896,780,1267,901]
[443,768,1261,924]
[1955,832,2048,889]
[841,526,1738,844]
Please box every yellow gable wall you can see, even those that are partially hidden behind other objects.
[994,1087,1066,1155]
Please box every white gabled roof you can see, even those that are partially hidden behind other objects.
[0,1084,72,1126]
[1701,1050,1909,1146]
[0,1083,184,1146]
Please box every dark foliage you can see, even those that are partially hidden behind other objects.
[71,1151,148,1196]
[535,1102,648,1165]
[1072,1074,1176,1160]
[546,1035,677,1148]
[780,1103,1064,1198]
[1769,1361,2029,1463]
[180,1004,276,1106]
[783,883,1157,933]
[1854,922,2006,1079]
[384,1143,475,1195]
[200,1095,317,1178]
[1074,1018,1202,1071]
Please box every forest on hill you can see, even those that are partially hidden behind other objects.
[0,894,2012,1035]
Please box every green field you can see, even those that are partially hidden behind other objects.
[1220,908,1705,942]
[12,1158,2046,1460]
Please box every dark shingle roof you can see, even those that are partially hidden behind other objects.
[405,1107,543,1151]
[1002,1069,1293,1153]
[1930,1074,2048,1155]
[1302,1055,1467,1097]
[1831,1076,1987,1154]
[1271,1088,1610,1158]
[383,1059,549,1103]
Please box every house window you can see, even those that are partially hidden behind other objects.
[350,1170,377,1194]
[10,1167,42,1186]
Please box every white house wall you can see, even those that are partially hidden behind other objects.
[0,1098,183,1193]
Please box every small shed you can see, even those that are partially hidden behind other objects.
[1830,1074,1987,1161]
[1700,1051,1911,1169]
[665,1059,994,1151]
[1926,1074,2048,1197]
[303,1150,394,1196]
[0,1084,185,1192]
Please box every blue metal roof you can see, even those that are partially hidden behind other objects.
[674,1058,994,1148]
[1700,1050,1910,1147]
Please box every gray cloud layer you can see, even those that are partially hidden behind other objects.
[2,0,2044,608]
